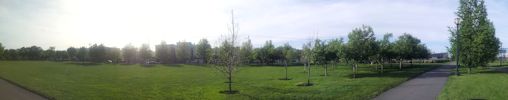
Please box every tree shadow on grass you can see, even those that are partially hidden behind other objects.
[161,64,183,67]
[65,62,101,66]
[478,70,508,74]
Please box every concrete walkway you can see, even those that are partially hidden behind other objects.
[0,78,47,100]
[374,64,454,100]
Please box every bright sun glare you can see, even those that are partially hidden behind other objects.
[53,0,232,48]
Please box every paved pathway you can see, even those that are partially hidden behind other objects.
[374,64,454,100]
[0,78,47,100]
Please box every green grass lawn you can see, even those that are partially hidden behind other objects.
[439,65,508,100]
[0,61,439,100]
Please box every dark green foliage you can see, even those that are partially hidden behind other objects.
[122,44,138,64]
[67,47,78,61]
[196,39,212,64]
[176,41,193,63]
[139,43,153,63]
[255,40,277,64]
[239,38,254,64]
[155,41,172,64]
[89,44,107,63]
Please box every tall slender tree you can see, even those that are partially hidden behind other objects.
[280,43,294,80]
[450,0,500,73]
[211,11,241,94]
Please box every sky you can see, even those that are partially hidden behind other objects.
[0,0,507,53]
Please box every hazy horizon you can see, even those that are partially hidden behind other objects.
[1,0,507,53]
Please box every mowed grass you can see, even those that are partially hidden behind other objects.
[439,64,508,100]
[0,61,439,100]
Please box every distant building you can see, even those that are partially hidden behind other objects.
[430,53,449,60]
[499,48,507,59]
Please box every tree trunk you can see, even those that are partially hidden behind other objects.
[307,62,311,84]
[228,74,232,92]
[381,63,384,73]
[324,64,328,77]
[399,59,403,70]
[468,67,472,74]
[353,64,357,78]
[285,61,288,79]
[410,59,413,66]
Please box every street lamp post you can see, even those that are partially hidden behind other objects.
[455,18,461,76]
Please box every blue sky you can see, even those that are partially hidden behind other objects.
[0,0,506,53]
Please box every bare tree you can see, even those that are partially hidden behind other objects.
[210,10,240,94]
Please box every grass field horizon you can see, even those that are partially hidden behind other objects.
[0,61,440,99]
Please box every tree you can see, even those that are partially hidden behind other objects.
[106,47,121,63]
[3,49,18,60]
[176,41,192,63]
[210,11,240,94]
[239,38,253,64]
[450,0,500,73]
[155,41,171,64]
[393,33,420,69]
[43,47,56,61]
[139,43,153,64]
[196,39,212,64]
[0,43,4,58]
[89,44,107,63]
[312,39,328,76]
[256,40,276,64]
[325,38,344,72]
[344,25,377,78]
[67,47,78,61]
[300,41,314,86]
[54,50,68,61]
[280,43,294,80]
[122,44,138,64]
[77,47,88,62]
[377,33,395,73]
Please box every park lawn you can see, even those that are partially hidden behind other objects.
[439,64,508,100]
[0,61,439,100]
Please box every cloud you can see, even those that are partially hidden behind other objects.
[0,0,506,52]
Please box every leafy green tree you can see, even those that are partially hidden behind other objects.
[139,43,153,64]
[155,41,171,64]
[122,44,138,64]
[256,40,276,64]
[106,47,121,63]
[89,44,107,63]
[344,25,377,78]
[54,50,68,61]
[393,33,421,69]
[176,41,192,63]
[43,47,56,60]
[67,47,78,61]
[196,39,212,64]
[450,0,500,73]
[325,38,344,73]
[239,38,254,64]
[3,49,18,60]
[300,41,314,86]
[312,39,328,76]
[377,33,394,72]
[77,47,88,62]
[280,43,294,80]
